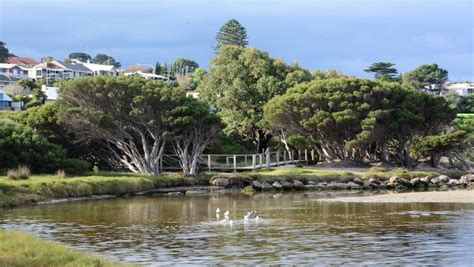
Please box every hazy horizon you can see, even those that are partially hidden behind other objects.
[1,0,473,80]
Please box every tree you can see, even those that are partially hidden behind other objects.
[154,61,164,75]
[58,76,218,175]
[215,19,249,50]
[191,67,206,89]
[264,78,456,167]
[402,63,448,94]
[170,99,223,176]
[92,54,121,67]
[364,62,398,81]
[0,41,10,63]
[41,56,54,63]
[172,58,199,76]
[67,52,91,63]
[312,69,348,80]
[442,90,461,110]
[459,95,474,113]
[199,46,311,152]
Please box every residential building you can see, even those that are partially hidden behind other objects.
[29,60,94,80]
[7,57,39,67]
[124,71,169,81]
[82,62,119,76]
[0,63,29,79]
[41,85,58,102]
[446,82,474,96]
[0,90,13,110]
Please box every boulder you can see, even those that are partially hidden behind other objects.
[261,182,274,191]
[430,177,440,185]
[437,175,450,183]
[448,179,460,186]
[281,181,294,190]
[420,176,431,183]
[307,181,317,185]
[272,181,283,190]
[352,177,364,185]
[252,180,263,191]
[368,178,381,185]
[293,180,305,190]
[460,174,474,184]
[347,182,362,190]
[210,177,229,187]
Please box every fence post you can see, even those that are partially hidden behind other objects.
[208,154,211,172]
[292,150,295,164]
[252,154,256,169]
[283,150,287,164]
[276,150,280,166]
[259,153,263,168]
[298,150,301,163]
[245,155,248,165]
[233,155,237,172]
[304,149,308,164]
[266,148,270,167]
[311,149,315,162]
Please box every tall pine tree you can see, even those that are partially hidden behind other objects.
[215,19,248,50]
[364,62,398,81]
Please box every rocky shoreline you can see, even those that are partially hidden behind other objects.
[210,173,474,192]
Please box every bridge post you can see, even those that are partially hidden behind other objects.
[276,150,280,166]
[266,148,270,167]
[208,154,211,172]
[311,149,315,162]
[252,154,256,169]
[233,155,237,172]
[304,149,308,164]
[259,154,263,168]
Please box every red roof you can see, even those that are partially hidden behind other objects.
[7,57,39,66]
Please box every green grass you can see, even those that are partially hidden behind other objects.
[0,172,209,208]
[458,113,474,118]
[0,229,136,267]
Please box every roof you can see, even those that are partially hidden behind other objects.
[7,57,39,66]
[0,63,19,69]
[62,62,93,73]
[0,90,13,102]
[82,62,118,72]
[34,62,65,70]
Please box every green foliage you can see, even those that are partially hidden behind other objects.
[364,62,398,81]
[92,53,121,67]
[215,19,249,49]
[40,55,54,63]
[67,52,91,62]
[62,159,92,175]
[191,67,206,89]
[402,64,448,94]
[287,135,314,150]
[458,94,474,113]
[172,58,199,75]
[199,46,311,151]
[0,119,67,173]
[411,131,468,160]
[0,41,11,63]
[312,69,349,80]
[264,78,456,166]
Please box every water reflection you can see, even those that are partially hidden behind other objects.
[1,192,473,265]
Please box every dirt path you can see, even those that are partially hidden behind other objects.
[319,190,474,203]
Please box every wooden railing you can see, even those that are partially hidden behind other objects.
[159,149,315,172]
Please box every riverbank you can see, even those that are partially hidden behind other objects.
[0,230,135,266]
[319,190,474,203]
[0,167,472,209]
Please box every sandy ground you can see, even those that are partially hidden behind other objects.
[320,190,474,203]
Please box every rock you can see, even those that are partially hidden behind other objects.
[437,175,450,183]
[368,178,381,185]
[293,180,305,190]
[448,179,460,186]
[352,177,364,185]
[262,182,274,191]
[167,192,183,196]
[399,177,412,188]
[210,177,229,187]
[307,181,317,185]
[252,180,263,190]
[411,177,428,188]
[281,181,294,190]
[460,174,474,184]
[272,181,283,190]
[347,182,362,190]
[430,177,440,185]
[420,176,431,183]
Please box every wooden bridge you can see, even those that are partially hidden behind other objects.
[159,149,315,172]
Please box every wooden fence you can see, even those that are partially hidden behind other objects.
[159,149,315,172]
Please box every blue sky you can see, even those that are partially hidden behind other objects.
[1,0,472,80]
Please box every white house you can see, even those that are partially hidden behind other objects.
[124,71,169,81]
[445,82,474,96]
[41,85,59,102]
[82,62,119,76]
[0,63,29,79]
[0,90,13,110]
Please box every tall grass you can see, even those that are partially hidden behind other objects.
[7,166,31,180]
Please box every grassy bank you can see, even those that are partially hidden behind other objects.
[0,229,134,267]
[0,172,208,208]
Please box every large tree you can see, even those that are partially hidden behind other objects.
[215,19,249,50]
[264,78,456,167]
[0,41,11,63]
[199,45,311,152]
[92,53,121,67]
[402,63,448,94]
[172,58,199,76]
[67,52,92,62]
[364,62,398,81]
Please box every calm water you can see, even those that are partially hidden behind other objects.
[1,192,474,265]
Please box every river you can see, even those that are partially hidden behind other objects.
[1,192,473,265]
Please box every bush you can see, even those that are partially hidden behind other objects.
[362,166,386,180]
[61,159,92,175]
[7,166,31,180]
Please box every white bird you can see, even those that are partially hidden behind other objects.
[255,216,260,221]
[216,208,220,214]
[224,210,230,217]
[229,220,233,226]
[244,211,256,220]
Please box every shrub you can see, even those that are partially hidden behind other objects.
[7,166,31,180]
[56,169,66,178]
[362,166,386,180]
[61,159,92,175]
[93,165,99,175]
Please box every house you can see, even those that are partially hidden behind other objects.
[445,82,474,96]
[82,62,119,76]
[41,85,58,101]
[28,60,94,80]
[55,61,93,78]
[124,71,169,81]
[0,63,29,79]
[0,90,13,110]
[7,57,39,67]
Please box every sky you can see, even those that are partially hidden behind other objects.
[0,0,473,80]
